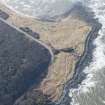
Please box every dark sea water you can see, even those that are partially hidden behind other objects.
[67,0,105,105]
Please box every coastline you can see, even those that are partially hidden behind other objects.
[56,5,102,105]
[0,0,76,22]
[0,1,96,105]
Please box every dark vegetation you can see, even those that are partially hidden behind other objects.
[14,90,52,105]
[0,9,9,20]
[20,27,40,39]
[48,43,75,55]
[0,19,51,105]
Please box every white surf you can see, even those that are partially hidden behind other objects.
[1,0,77,20]
[69,0,105,105]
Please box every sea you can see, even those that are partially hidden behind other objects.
[2,0,76,20]
[68,0,105,105]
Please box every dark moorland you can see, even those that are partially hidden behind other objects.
[0,18,51,105]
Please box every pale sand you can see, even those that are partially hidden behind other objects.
[0,2,92,101]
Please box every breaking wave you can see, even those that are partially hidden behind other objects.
[69,0,105,105]
[1,0,79,20]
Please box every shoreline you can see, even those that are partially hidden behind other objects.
[0,0,77,22]
[0,17,54,62]
[56,9,102,105]
[0,0,68,22]
[0,2,94,105]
